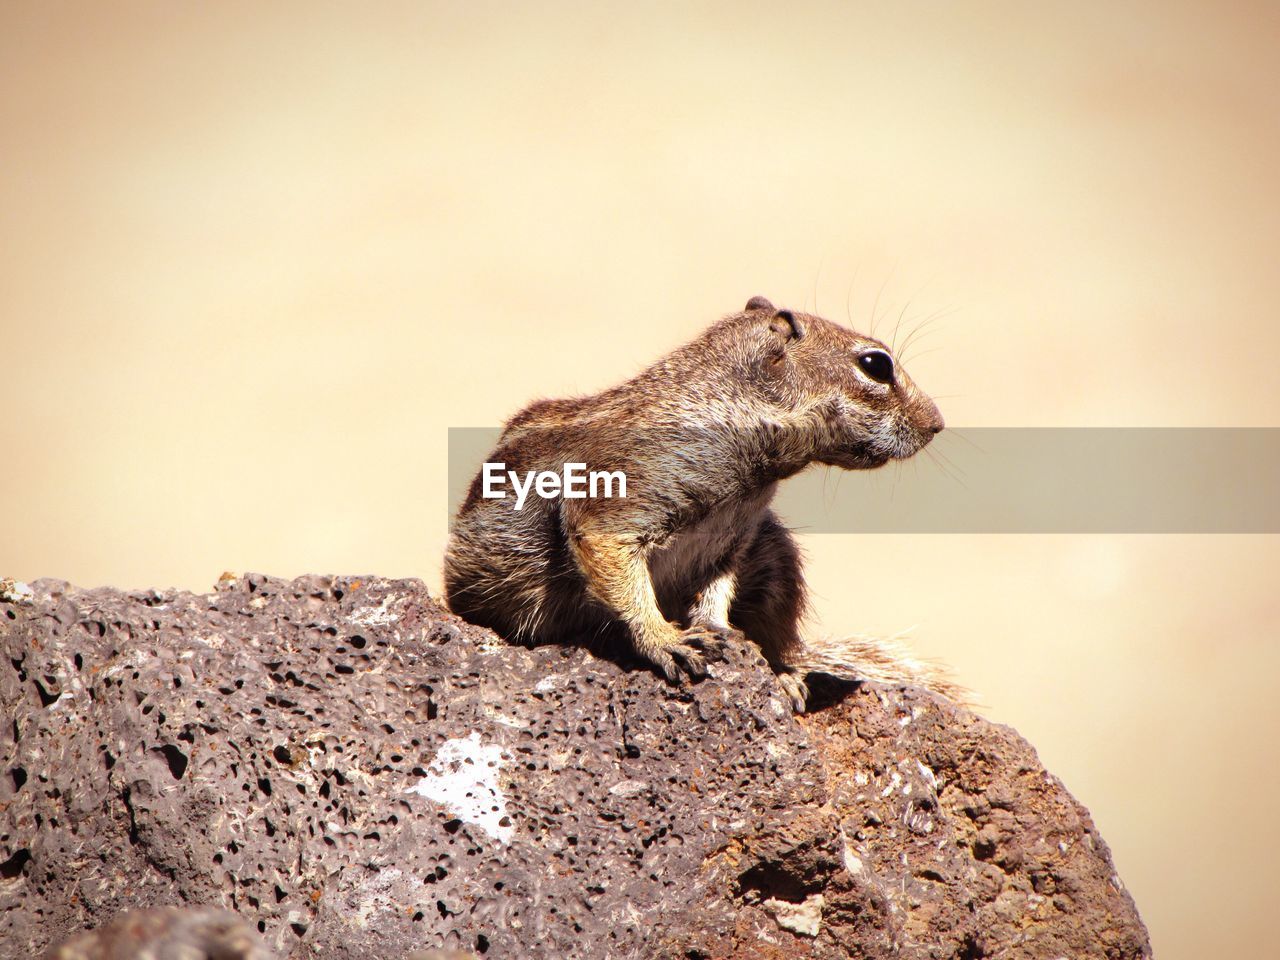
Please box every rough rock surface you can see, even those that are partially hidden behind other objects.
[1,574,1150,959]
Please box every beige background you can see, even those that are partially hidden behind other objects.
[3,2,1278,955]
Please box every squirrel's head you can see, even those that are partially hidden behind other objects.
[733,296,945,470]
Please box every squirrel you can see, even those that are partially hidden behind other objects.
[444,296,963,711]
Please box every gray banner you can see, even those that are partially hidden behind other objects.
[447,428,1280,533]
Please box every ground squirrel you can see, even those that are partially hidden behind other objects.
[444,296,962,710]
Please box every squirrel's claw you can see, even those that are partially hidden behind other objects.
[668,643,709,680]
[777,672,809,713]
[643,639,707,684]
[646,625,733,684]
[679,624,735,658]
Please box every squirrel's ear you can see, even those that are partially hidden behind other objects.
[744,295,774,312]
[768,308,806,342]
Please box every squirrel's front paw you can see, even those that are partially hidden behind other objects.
[639,625,731,684]
[679,623,738,657]
[644,641,708,684]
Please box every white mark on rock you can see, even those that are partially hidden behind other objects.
[841,843,864,875]
[763,894,825,937]
[609,779,649,798]
[405,732,513,843]
[351,595,400,626]
[916,760,938,789]
[0,578,35,605]
[482,705,528,729]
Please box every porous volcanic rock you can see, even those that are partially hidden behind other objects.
[1,575,1150,959]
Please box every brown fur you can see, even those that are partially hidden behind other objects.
[444,297,961,710]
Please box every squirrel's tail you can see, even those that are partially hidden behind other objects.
[791,632,972,704]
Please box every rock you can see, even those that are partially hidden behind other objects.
[1,574,1150,959]
[763,894,825,937]
[0,578,35,606]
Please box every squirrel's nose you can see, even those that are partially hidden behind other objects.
[922,401,945,436]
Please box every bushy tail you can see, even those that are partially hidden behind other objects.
[792,632,972,704]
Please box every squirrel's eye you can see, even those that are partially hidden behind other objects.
[857,350,895,384]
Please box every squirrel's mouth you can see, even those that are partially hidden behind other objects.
[816,413,939,470]
[818,446,893,470]
[867,421,939,464]
[887,430,935,461]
